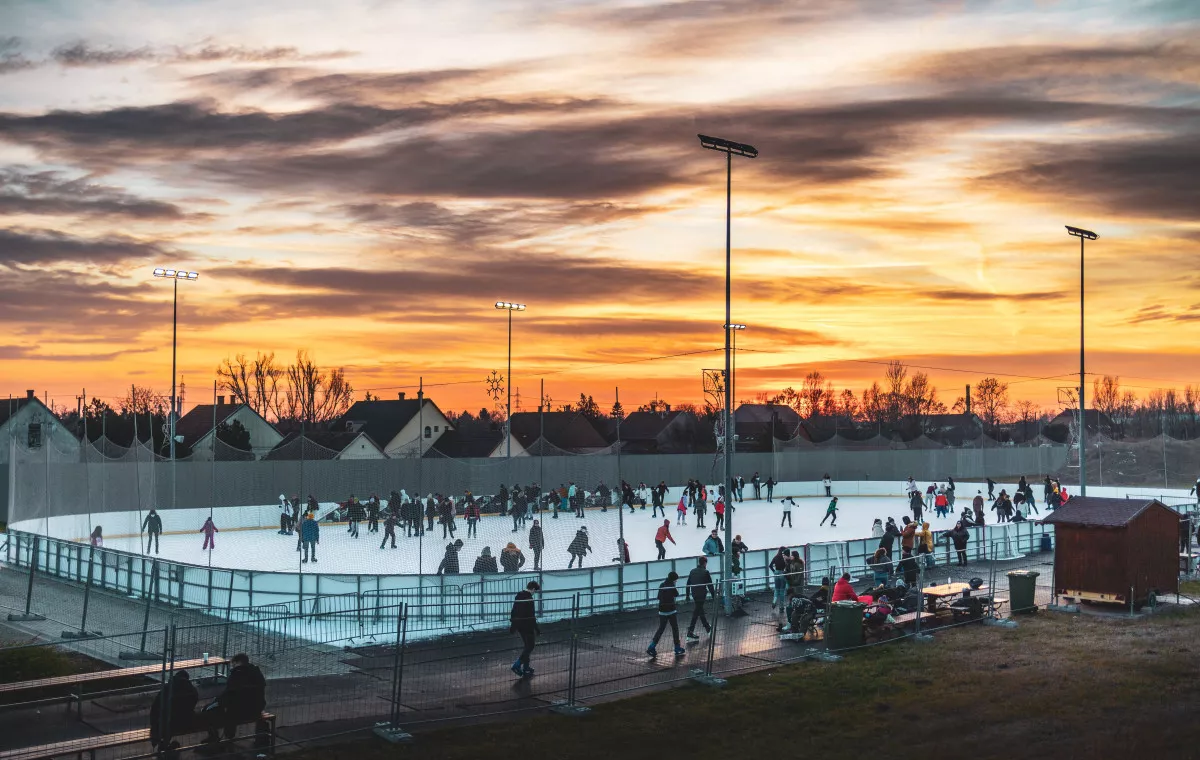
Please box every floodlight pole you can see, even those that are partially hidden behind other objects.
[170,278,178,462]
[1066,227,1096,497]
[495,302,526,502]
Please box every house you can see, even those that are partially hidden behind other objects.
[921,413,984,446]
[0,390,80,523]
[175,398,283,460]
[263,431,386,461]
[614,410,710,454]
[1044,409,1115,442]
[1043,496,1179,607]
[427,428,504,458]
[337,392,453,458]
[491,411,610,456]
[733,403,810,452]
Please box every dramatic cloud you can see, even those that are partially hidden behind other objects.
[0,36,34,74]
[50,40,351,68]
[0,227,174,266]
[191,65,512,103]
[0,168,199,221]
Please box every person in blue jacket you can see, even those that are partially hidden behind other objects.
[702,529,724,556]
[300,512,320,563]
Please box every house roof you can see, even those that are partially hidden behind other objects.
[263,431,382,460]
[618,410,686,441]
[339,398,446,448]
[508,411,609,451]
[924,413,983,429]
[1047,409,1114,427]
[1041,496,1167,528]
[734,403,801,426]
[175,403,245,444]
[428,428,504,458]
[0,396,36,427]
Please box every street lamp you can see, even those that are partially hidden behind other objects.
[1065,226,1097,496]
[699,133,758,614]
[152,268,199,461]
[725,324,747,415]
[495,302,526,500]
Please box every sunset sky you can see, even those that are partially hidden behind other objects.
[1,0,1198,417]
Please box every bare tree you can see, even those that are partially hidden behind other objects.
[217,352,283,418]
[1092,376,1122,434]
[283,350,354,424]
[1013,399,1041,441]
[973,377,1010,431]
[883,361,907,422]
[120,385,167,416]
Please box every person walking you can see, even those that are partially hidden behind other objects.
[300,512,319,562]
[770,547,789,610]
[465,500,481,539]
[380,511,397,549]
[509,581,541,677]
[819,497,839,526]
[647,572,685,658]
[142,509,163,554]
[765,476,776,502]
[685,557,716,639]
[655,519,676,560]
[200,517,217,551]
[823,473,833,497]
[780,496,794,528]
[500,542,526,573]
[567,527,591,568]
[751,472,762,500]
[529,520,544,571]
[437,539,464,574]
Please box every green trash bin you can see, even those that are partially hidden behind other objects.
[826,600,866,651]
[1007,570,1039,614]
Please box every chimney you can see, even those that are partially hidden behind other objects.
[26,389,34,400]
[217,395,225,405]
[965,385,972,416]
[398,392,406,401]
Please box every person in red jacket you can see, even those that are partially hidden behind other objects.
[714,495,727,530]
[832,572,858,603]
[655,520,676,560]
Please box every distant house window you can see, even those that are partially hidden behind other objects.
[424,426,432,438]
[27,423,42,449]
[434,425,439,432]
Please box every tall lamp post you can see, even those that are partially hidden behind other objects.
[726,324,746,414]
[1065,226,1097,496]
[699,133,758,614]
[495,301,526,499]
[152,268,199,461]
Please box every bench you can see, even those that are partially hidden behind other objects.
[0,712,275,760]
[0,658,226,717]
[986,597,1010,615]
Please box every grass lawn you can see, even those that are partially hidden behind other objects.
[299,605,1200,760]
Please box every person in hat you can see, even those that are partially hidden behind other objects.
[567,527,591,568]
[150,669,199,751]
[437,538,464,574]
[500,542,526,573]
[473,546,498,574]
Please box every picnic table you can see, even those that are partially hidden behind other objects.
[922,583,988,613]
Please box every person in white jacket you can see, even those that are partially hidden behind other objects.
[278,494,292,535]
[823,474,833,497]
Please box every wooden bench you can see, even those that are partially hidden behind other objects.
[0,658,226,716]
[892,611,935,627]
[0,712,275,760]
[986,597,1010,615]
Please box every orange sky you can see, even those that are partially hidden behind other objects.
[1,0,1198,417]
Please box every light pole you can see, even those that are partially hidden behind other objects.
[699,133,758,614]
[726,324,746,415]
[152,268,198,460]
[495,301,526,501]
[1065,226,1097,496]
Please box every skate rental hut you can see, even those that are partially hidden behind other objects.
[1043,496,1178,608]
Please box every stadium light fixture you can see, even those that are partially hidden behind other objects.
[699,133,758,615]
[152,267,200,462]
[1065,226,1097,496]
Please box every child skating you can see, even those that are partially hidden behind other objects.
[820,497,839,527]
[201,516,218,550]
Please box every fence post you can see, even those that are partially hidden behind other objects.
[551,592,590,715]
[372,603,412,743]
[984,540,1017,628]
[8,535,46,622]
[121,569,162,660]
[913,560,932,641]
[63,545,100,638]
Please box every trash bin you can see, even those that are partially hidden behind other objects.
[1007,570,1039,614]
[1039,534,1052,553]
[826,600,866,651]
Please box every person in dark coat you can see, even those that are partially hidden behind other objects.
[909,490,924,523]
[473,546,498,574]
[528,520,545,571]
[947,522,970,566]
[150,669,199,750]
[685,557,716,638]
[367,495,380,533]
[380,512,397,549]
[142,509,163,554]
[500,543,526,573]
[765,476,776,502]
[200,653,266,749]
[437,539,464,574]
[439,498,457,539]
[509,581,541,677]
[425,497,438,533]
[567,527,591,568]
[647,571,684,658]
[879,519,900,555]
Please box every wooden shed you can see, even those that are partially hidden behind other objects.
[1043,496,1179,606]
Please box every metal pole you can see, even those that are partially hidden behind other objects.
[1079,235,1086,496]
[418,378,423,574]
[722,149,735,615]
[506,309,512,486]
[539,379,545,501]
[616,386,624,610]
[170,278,177,463]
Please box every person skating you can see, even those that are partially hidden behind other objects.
[425,497,437,532]
[465,499,481,539]
[992,490,1013,523]
[905,476,919,502]
[685,557,716,639]
[367,494,380,533]
[1191,475,1200,497]
[647,571,686,658]
[497,483,510,517]
[569,482,582,518]
[380,511,397,549]
[652,481,668,517]
[934,488,949,518]
[142,509,163,554]
[300,512,319,562]
[871,518,884,539]
[737,475,746,502]
[509,581,541,677]
[1023,483,1039,515]
[278,494,291,535]
[473,547,498,574]
[909,489,924,522]
[529,520,544,571]
[346,496,361,537]
[946,476,957,508]
[501,542,526,573]
[200,517,217,551]
[567,526,591,568]
[780,496,795,527]
[751,472,762,500]
[694,488,707,529]
[655,519,676,560]
[713,495,726,531]
[613,537,631,564]
[676,494,688,525]
[987,477,997,501]
[765,476,776,502]
[819,496,839,526]
[439,498,457,539]
[437,539,464,574]
[823,473,833,497]
[702,529,723,556]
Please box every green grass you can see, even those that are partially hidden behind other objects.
[298,606,1200,760]
[0,642,78,684]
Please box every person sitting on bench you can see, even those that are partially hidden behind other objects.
[150,670,199,753]
[199,653,266,752]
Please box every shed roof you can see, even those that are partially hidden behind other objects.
[1041,496,1167,528]
[175,403,245,443]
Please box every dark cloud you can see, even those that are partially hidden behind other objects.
[0,36,34,74]
[191,65,510,103]
[0,343,154,362]
[50,41,350,68]
[979,134,1200,220]
[0,227,173,266]
[1130,303,1200,324]
[518,316,841,346]
[0,168,200,221]
[52,42,155,67]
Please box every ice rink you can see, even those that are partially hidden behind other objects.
[96,486,1007,575]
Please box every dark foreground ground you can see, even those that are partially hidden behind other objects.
[296,597,1200,760]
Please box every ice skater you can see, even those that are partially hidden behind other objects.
[909,489,924,522]
[714,495,726,531]
[820,497,839,526]
[200,517,217,550]
[380,511,397,549]
[348,498,363,538]
[676,494,688,525]
[278,494,291,535]
[685,557,716,639]
[367,494,380,533]
[300,512,319,562]
[694,488,707,528]
[439,498,457,539]
[509,581,541,677]
[529,520,544,571]
[567,527,591,568]
[780,496,794,527]
[142,509,162,554]
[652,481,668,517]
[647,571,685,658]
[765,477,776,502]
[823,473,833,497]
[655,520,676,560]
[465,499,481,538]
[751,472,761,500]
